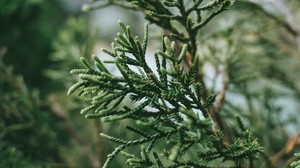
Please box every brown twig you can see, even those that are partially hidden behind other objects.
[269,132,300,166]
[214,67,228,113]
[94,119,103,167]
[210,66,231,142]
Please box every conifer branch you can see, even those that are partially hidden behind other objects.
[69,21,223,167]
[68,1,264,167]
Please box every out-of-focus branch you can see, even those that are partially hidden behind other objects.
[270,132,300,166]
[271,0,300,34]
[238,1,298,36]
[240,0,300,107]
[214,67,228,113]
[238,0,300,54]
[47,94,101,168]
[271,0,300,54]
[94,119,103,167]
[210,67,230,142]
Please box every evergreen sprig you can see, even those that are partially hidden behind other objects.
[68,0,264,167]
[68,20,263,167]
[198,130,263,166]
[290,152,300,168]
[69,21,216,167]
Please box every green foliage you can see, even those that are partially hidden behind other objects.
[69,0,300,167]
[0,60,68,167]
[46,16,97,89]
[2,0,299,167]
[83,0,234,57]
[291,152,300,168]
[67,0,272,167]
[69,17,262,167]
[1,3,100,167]
[0,0,65,88]
[69,22,212,167]
[4,0,299,167]
[198,2,300,167]
[45,16,107,168]
[198,130,262,166]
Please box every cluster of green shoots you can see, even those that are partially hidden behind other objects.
[68,0,263,167]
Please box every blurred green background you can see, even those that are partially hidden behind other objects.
[0,0,299,167]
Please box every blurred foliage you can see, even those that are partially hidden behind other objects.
[46,17,97,88]
[0,59,69,167]
[291,152,300,168]
[45,16,101,168]
[199,0,300,167]
[0,0,65,89]
[0,1,100,168]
